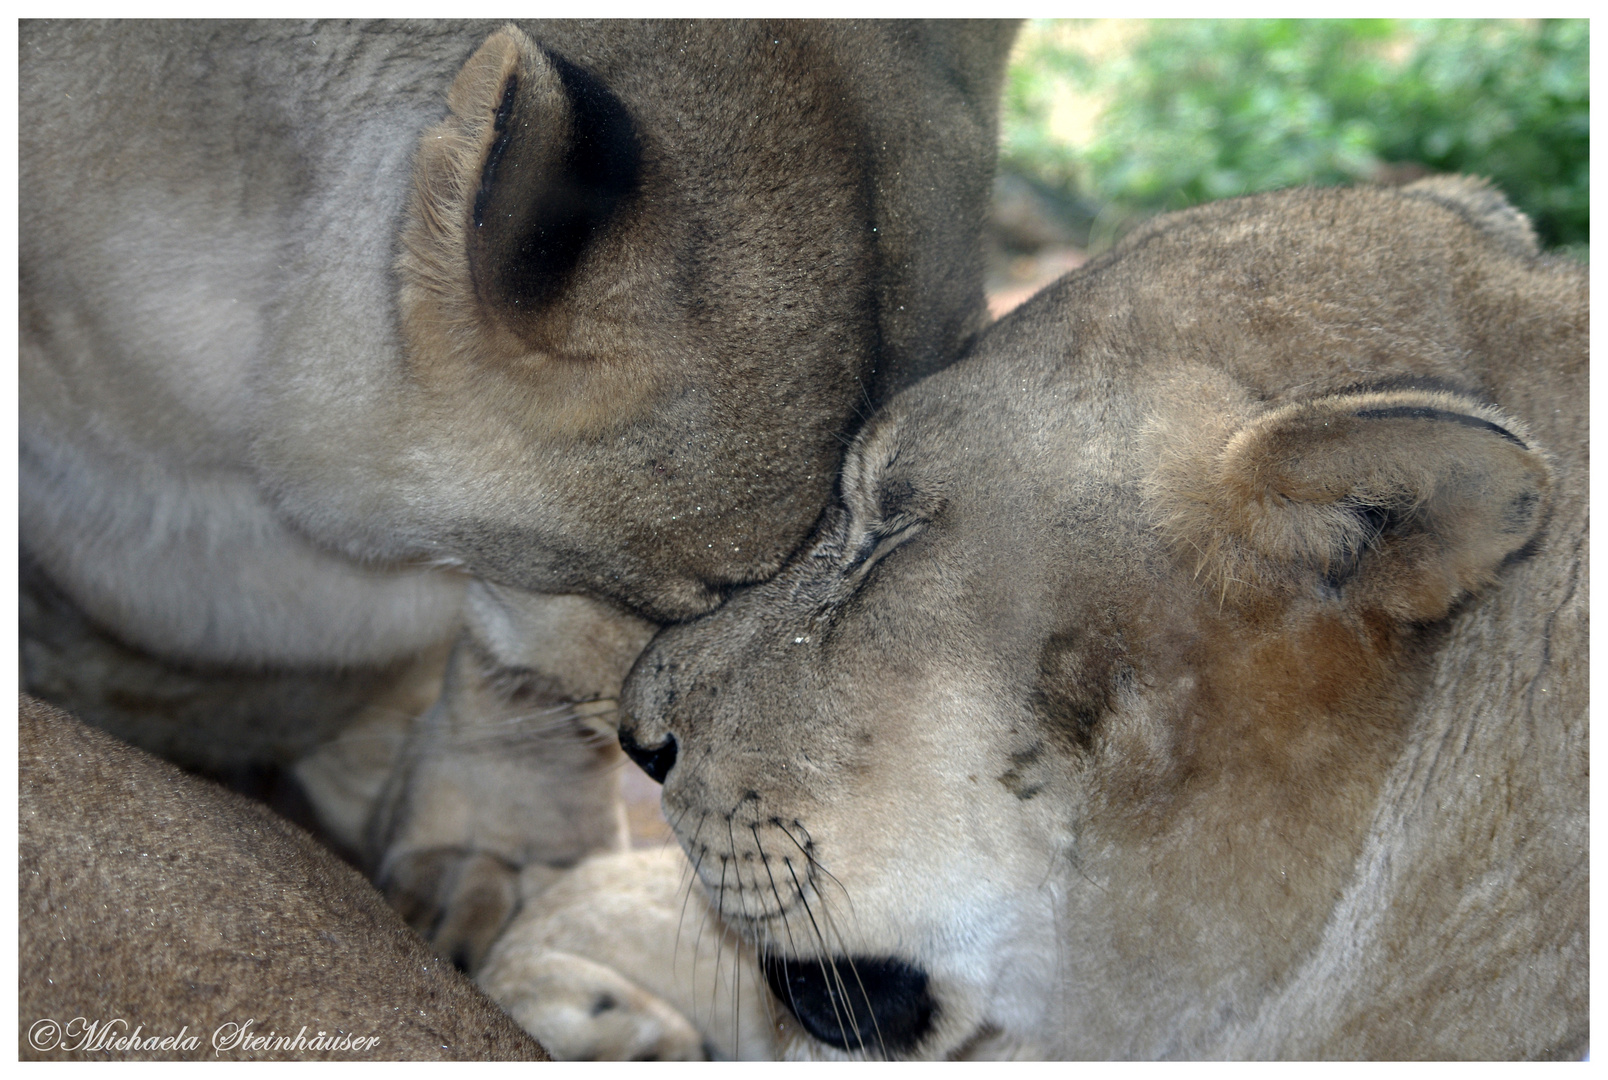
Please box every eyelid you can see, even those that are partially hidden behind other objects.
[845,516,926,578]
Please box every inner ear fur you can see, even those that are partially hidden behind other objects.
[397,25,640,363]
[1151,389,1552,623]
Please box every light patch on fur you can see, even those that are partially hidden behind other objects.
[19,430,467,666]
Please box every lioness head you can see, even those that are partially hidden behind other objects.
[618,179,1585,1057]
[256,21,1015,622]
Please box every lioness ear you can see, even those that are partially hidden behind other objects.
[399,25,640,350]
[1154,390,1552,622]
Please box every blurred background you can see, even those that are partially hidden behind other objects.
[985,18,1589,316]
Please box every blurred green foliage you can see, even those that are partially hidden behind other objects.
[1001,19,1588,252]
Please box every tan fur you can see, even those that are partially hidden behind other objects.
[18,695,546,1061]
[19,19,1016,967]
[612,178,1587,1059]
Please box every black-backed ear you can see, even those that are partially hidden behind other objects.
[465,36,640,322]
[1151,389,1552,623]
[398,25,640,351]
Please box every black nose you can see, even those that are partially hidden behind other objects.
[763,953,935,1056]
[618,726,677,784]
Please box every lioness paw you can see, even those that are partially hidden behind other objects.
[482,848,779,1059]
[479,949,707,1061]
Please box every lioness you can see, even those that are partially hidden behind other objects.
[19,20,1015,965]
[613,178,1588,1058]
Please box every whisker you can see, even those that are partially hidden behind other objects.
[773,819,857,921]
[814,902,875,1057]
[713,878,730,1056]
[753,825,802,958]
[691,860,718,1037]
[784,856,855,1053]
[672,812,711,982]
[772,828,885,1058]
[838,944,887,1057]
[680,820,717,1028]
[748,836,784,1038]
[748,829,797,1055]
[722,812,761,1052]
[730,900,742,1060]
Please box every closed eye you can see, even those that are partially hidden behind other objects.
[845,517,926,581]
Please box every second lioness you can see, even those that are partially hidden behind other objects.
[615,178,1587,1058]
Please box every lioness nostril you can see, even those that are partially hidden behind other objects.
[618,727,677,785]
[763,952,935,1056]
